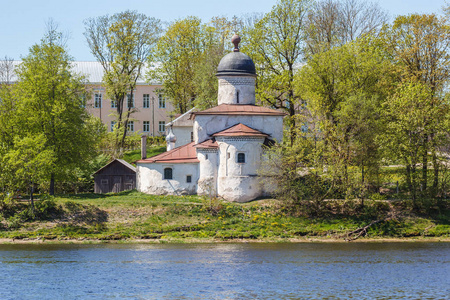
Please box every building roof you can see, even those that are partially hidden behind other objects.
[216,35,256,77]
[194,138,219,149]
[212,123,270,137]
[94,159,136,175]
[216,52,256,77]
[167,107,196,127]
[192,104,286,118]
[136,142,199,164]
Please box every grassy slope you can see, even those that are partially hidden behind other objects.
[122,146,166,165]
[0,191,449,242]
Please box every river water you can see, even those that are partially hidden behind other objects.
[0,242,448,299]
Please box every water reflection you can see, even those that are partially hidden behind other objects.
[0,243,449,299]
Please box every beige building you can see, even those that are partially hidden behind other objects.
[74,62,172,136]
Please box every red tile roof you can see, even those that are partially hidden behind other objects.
[212,123,269,137]
[191,104,286,118]
[136,142,199,164]
[194,139,219,149]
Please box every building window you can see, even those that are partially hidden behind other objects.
[94,93,102,108]
[143,121,150,132]
[127,94,134,108]
[127,121,134,132]
[186,175,192,183]
[101,179,108,185]
[190,132,194,142]
[143,94,150,108]
[159,121,165,132]
[158,93,166,108]
[111,100,117,108]
[110,121,116,132]
[164,168,173,180]
[237,153,246,163]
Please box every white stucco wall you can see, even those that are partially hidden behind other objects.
[194,115,284,144]
[217,76,256,105]
[172,126,193,148]
[136,163,199,195]
[197,149,219,196]
[216,137,265,202]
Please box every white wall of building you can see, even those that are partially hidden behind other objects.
[197,149,219,196]
[217,76,256,105]
[216,137,265,202]
[194,115,284,144]
[136,163,198,195]
[172,126,193,148]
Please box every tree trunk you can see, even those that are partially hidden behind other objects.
[406,164,416,206]
[421,137,428,193]
[49,173,55,195]
[29,181,35,219]
[432,150,439,195]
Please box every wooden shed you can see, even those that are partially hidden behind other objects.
[94,159,136,194]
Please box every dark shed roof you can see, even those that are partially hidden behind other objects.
[94,159,136,175]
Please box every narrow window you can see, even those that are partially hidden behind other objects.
[110,121,116,132]
[94,93,102,108]
[127,121,134,132]
[237,153,245,163]
[143,94,150,108]
[205,154,208,160]
[143,121,150,132]
[127,94,134,108]
[186,175,192,183]
[159,121,165,132]
[164,168,173,180]
[111,100,117,108]
[236,90,239,103]
[158,94,166,108]
[190,132,194,142]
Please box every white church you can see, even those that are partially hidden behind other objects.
[136,35,285,202]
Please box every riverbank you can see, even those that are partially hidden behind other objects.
[1,237,449,244]
[1,191,448,243]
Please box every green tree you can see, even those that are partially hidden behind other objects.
[296,36,393,198]
[84,11,161,154]
[381,82,449,204]
[242,0,312,142]
[382,13,450,192]
[1,135,54,213]
[192,17,239,110]
[149,16,240,113]
[14,27,102,195]
[149,16,203,114]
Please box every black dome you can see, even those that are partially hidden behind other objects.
[216,51,256,77]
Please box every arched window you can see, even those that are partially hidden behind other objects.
[164,168,173,180]
[237,153,246,163]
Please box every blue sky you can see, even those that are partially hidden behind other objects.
[0,0,446,61]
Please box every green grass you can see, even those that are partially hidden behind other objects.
[122,145,166,164]
[1,191,449,242]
